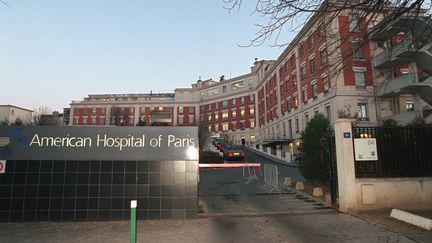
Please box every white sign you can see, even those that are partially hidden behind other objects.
[354,138,378,161]
[0,160,6,173]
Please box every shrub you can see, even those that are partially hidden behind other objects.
[299,114,333,184]
[381,118,399,127]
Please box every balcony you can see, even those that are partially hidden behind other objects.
[373,39,417,69]
[377,73,432,105]
[370,16,432,43]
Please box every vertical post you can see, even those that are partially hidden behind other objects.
[130,200,137,243]
[334,119,357,212]
[328,136,337,207]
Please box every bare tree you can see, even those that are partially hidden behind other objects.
[224,0,431,47]
[32,106,60,126]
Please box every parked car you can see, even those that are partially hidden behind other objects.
[214,139,226,152]
[223,146,245,160]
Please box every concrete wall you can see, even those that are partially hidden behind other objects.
[334,119,432,212]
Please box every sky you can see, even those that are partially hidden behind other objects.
[0,0,293,112]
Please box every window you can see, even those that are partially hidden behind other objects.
[302,88,308,103]
[178,106,184,113]
[83,117,88,124]
[73,108,79,115]
[291,53,296,69]
[222,85,227,93]
[349,14,360,32]
[287,98,291,111]
[295,117,299,133]
[178,115,184,124]
[240,97,244,104]
[91,117,96,124]
[140,107,146,113]
[232,110,236,118]
[310,57,316,75]
[325,105,332,122]
[250,120,255,128]
[100,117,106,125]
[354,69,366,89]
[319,23,325,40]
[208,126,212,132]
[307,35,313,50]
[231,80,245,90]
[312,82,318,98]
[288,119,293,138]
[352,40,364,59]
[208,115,212,121]
[301,64,307,81]
[222,100,228,108]
[214,113,219,120]
[292,73,297,88]
[92,108,97,114]
[314,108,319,116]
[189,106,195,112]
[294,95,299,109]
[207,88,219,96]
[83,108,88,115]
[214,102,219,109]
[305,113,309,124]
[129,107,134,113]
[320,48,327,66]
[189,115,194,124]
[222,111,228,119]
[240,108,245,116]
[200,114,204,122]
[249,94,254,102]
[250,107,255,115]
[299,42,305,57]
[128,116,134,125]
[73,117,78,125]
[357,102,369,121]
[406,100,414,111]
[323,76,330,92]
[222,123,228,131]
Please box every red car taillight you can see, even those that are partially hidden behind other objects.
[228,152,233,157]
[240,152,245,156]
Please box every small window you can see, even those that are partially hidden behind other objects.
[349,14,360,32]
[189,115,194,124]
[312,83,318,98]
[354,70,366,89]
[302,88,308,104]
[299,42,305,57]
[352,40,364,59]
[357,102,369,121]
[222,85,227,93]
[178,106,184,113]
[323,76,330,92]
[301,65,307,81]
[310,57,316,75]
[320,48,327,66]
[178,115,184,124]
[406,100,414,111]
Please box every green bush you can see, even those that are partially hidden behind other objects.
[381,118,399,127]
[299,114,333,184]
[199,151,224,163]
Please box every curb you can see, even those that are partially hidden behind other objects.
[390,209,432,230]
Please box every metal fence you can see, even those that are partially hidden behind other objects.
[261,164,280,193]
[352,127,432,178]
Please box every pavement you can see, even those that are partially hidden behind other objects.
[1,187,430,242]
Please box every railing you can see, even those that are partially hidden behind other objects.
[353,127,432,178]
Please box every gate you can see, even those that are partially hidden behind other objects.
[328,136,338,208]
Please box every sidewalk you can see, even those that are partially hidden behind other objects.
[0,211,418,243]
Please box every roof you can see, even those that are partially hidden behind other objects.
[0,104,33,112]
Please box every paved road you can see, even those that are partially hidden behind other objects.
[0,149,420,242]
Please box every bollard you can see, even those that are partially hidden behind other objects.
[130,200,137,243]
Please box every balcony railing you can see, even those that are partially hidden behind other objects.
[373,39,416,68]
